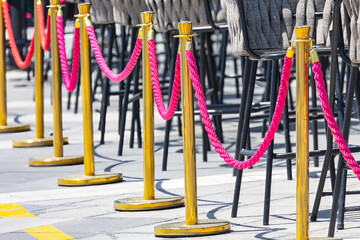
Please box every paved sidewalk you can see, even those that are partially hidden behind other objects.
[0,67,360,240]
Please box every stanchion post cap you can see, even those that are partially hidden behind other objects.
[50,0,59,4]
[178,21,192,35]
[295,26,310,40]
[141,11,154,24]
[78,3,90,15]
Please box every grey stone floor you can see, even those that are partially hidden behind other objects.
[0,64,360,240]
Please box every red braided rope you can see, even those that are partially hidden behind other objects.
[56,15,80,92]
[313,62,360,180]
[186,49,293,169]
[36,3,50,51]
[148,39,181,120]
[86,24,142,82]
[2,1,34,69]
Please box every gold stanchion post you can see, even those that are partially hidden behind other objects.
[114,11,184,211]
[0,1,30,133]
[294,26,310,240]
[28,0,83,166]
[154,21,230,237]
[13,0,68,147]
[57,3,122,186]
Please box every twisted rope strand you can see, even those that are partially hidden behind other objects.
[36,4,51,51]
[86,24,142,82]
[186,49,293,169]
[313,62,360,180]
[148,39,181,120]
[56,15,80,92]
[2,1,34,69]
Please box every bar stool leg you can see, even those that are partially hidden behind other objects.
[263,60,278,225]
[231,60,258,217]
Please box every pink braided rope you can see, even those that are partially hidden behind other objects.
[56,16,80,92]
[148,39,181,120]
[86,25,142,82]
[186,49,293,169]
[313,62,360,180]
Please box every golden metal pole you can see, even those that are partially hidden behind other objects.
[0,1,7,127]
[13,0,67,146]
[50,0,62,158]
[154,21,230,237]
[295,26,310,240]
[79,4,94,176]
[179,22,197,226]
[35,0,44,140]
[142,12,155,200]
[113,12,183,211]
[28,0,83,166]
[58,3,122,186]
[0,0,29,133]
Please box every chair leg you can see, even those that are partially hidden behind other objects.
[263,60,278,225]
[199,33,209,162]
[205,33,223,143]
[218,31,228,104]
[161,37,179,171]
[118,27,138,156]
[310,69,319,167]
[261,62,272,138]
[283,95,293,180]
[337,168,347,230]
[74,72,81,114]
[130,60,142,149]
[233,57,251,177]
[328,67,358,237]
[99,24,115,144]
[231,60,258,218]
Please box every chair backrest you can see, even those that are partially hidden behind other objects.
[111,0,149,26]
[342,0,360,64]
[87,0,115,24]
[224,0,334,57]
[145,0,226,32]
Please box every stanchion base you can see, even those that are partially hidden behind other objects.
[29,155,84,167]
[13,137,68,148]
[154,219,230,237]
[0,124,30,133]
[114,196,184,211]
[288,238,342,240]
[58,172,123,186]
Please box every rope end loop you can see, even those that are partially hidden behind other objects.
[286,46,294,58]
[84,18,92,27]
[75,18,80,28]
[186,41,192,51]
[138,29,143,40]
[310,48,319,63]
[148,29,154,40]
[57,8,63,17]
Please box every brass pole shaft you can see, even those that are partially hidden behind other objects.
[295,26,310,240]
[0,2,7,126]
[179,22,198,225]
[50,0,63,157]
[79,4,94,176]
[141,12,155,200]
[34,0,44,139]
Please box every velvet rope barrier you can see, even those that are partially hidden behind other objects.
[36,3,51,51]
[185,46,294,170]
[56,14,80,92]
[148,38,181,120]
[312,54,360,181]
[86,22,142,82]
[2,1,34,69]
